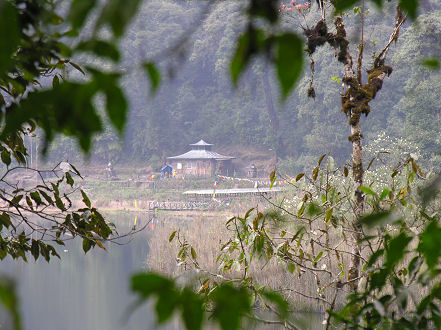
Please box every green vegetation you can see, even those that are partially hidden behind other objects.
[142,157,440,329]
[37,0,438,174]
[0,0,439,329]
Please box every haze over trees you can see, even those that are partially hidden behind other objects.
[41,0,440,175]
[0,0,440,329]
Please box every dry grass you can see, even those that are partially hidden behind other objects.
[146,210,345,313]
[144,208,438,330]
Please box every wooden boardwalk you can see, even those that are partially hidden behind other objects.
[183,187,284,198]
[147,200,210,211]
[147,188,284,211]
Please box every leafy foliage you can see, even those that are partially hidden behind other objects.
[135,155,440,329]
[333,176,441,328]
[230,1,304,99]
[131,273,253,330]
[0,276,20,330]
[0,0,144,153]
[0,0,438,329]
[0,163,116,262]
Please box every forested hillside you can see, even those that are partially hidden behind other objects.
[46,0,440,174]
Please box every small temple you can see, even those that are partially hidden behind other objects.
[167,140,235,177]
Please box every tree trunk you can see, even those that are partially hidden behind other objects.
[345,9,405,292]
[333,15,365,293]
[302,10,405,294]
[348,118,364,292]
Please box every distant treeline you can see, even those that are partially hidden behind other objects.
[44,0,440,173]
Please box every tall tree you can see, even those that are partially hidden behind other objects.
[291,0,407,291]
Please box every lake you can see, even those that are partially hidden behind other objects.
[0,212,166,330]
[0,212,324,330]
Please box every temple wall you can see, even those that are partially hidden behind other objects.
[170,159,215,177]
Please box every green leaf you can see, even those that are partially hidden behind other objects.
[51,183,59,196]
[39,242,50,262]
[13,151,26,165]
[104,83,127,133]
[81,190,91,208]
[275,33,303,99]
[244,208,254,219]
[248,0,278,23]
[52,75,60,88]
[333,0,360,11]
[371,233,412,291]
[325,208,333,223]
[0,1,20,75]
[269,169,276,188]
[10,195,23,206]
[155,291,179,323]
[65,172,74,187]
[385,232,412,270]
[54,195,65,211]
[318,154,327,166]
[359,211,396,228]
[69,163,83,178]
[260,290,289,319]
[2,82,103,153]
[307,202,321,216]
[68,0,97,30]
[359,186,377,197]
[0,276,22,330]
[181,288,203,330]
[312,166,319,181]
[76,40,120,62]
[366,248,384,268]
[38,190,54,205]
[230,32,251,85]
[30,192,43,206]
[169,231,177,242]
[143,62,161,94]
[212,284,251,330]
[130,272,188,326]
[408,256,422,280]
[399,0,418,19]
[410,158,424,177]
[0,213,12,228]
[82,238,93,253]
[31,240,39,261]
[1,149,11,166]
[290,227,304,243]
[422,58,440,69]
[131,273,174,299]
[314,251,324,263]
[190,247,197,260]
[69,62,85,75]
[97,0,142,38]
[418,220,441,270]
[379,189,390,201]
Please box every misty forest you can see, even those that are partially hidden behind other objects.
[0,0,440,329]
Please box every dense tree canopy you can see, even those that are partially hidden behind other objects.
[0,0,439,329]
[35,0,439,174]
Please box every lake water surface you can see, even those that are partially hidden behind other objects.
[0,212,165,330]
[0,212,324,330]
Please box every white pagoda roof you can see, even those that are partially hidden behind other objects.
[167,149,234,160]
[168,139,235,160]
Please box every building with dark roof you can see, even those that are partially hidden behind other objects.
[167,140,235,177]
